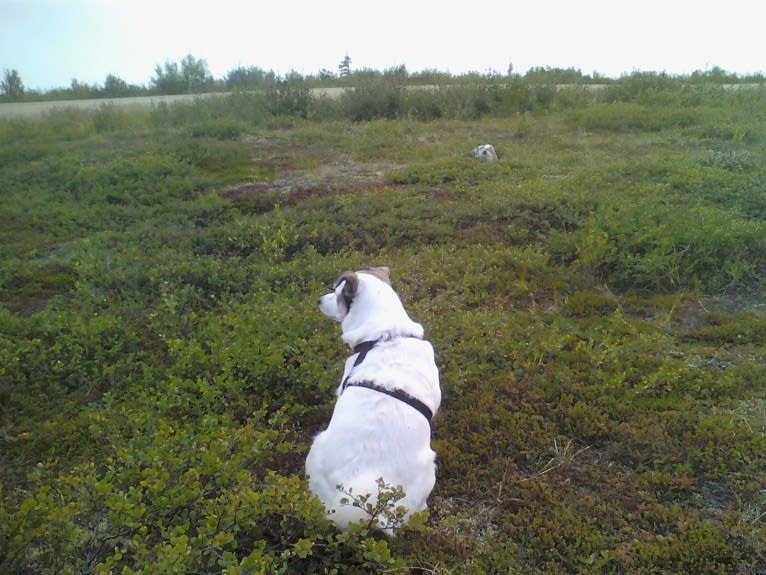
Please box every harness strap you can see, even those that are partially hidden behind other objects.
[343,380,433,424]
[341,340,378,389]
[339,337,433,424]
[352,340,378,368]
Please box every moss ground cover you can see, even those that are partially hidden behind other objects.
[1,82,765,573]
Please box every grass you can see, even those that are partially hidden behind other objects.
[1,79,765,574]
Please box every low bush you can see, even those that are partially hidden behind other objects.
[1,79,765,573]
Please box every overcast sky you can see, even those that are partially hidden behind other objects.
[2,0,764,91]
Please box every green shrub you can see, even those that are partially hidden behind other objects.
[341,78,404,121]
[570,101,698,132]
[3,90,766,574]
[1,407,405,574]
[570,196,765,293]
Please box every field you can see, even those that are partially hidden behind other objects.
[1,77,765,574]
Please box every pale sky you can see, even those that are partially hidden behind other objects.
[1,0,764,91]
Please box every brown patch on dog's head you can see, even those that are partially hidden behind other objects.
[330,267,390,315]
[359,266,391,285]
[334,271,359,310]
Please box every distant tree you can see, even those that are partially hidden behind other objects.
[2,69,24,101]
[690,66,738,84]
[226,66,274,90]
[152,61,184,94]
[318,68,335,81]
[383,64,408,81]
[524,66,585,84]
[267,71,310,118]
[338,54,351,78]
[152,54,212,94]
[103,74,129,97]
[180,54,213,92]
[410,68,451,85]
[69,78,97,99]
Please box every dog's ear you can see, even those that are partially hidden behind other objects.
[336,271,359,307]
[361,266,391,285]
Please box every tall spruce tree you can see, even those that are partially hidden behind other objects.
[338,54,351,78]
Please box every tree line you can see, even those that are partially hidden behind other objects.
[2,54,261,102]
[2,53,764,103]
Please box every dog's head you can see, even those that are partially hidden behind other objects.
[319,267,391,322]
[471,144,498,161]
[319,266,424,346]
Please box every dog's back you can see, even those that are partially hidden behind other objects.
[306,337,439,530]
[307,269,441,531]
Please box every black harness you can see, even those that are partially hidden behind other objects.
[341,339,434,424]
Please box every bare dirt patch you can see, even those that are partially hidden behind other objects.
[222,147,401,211]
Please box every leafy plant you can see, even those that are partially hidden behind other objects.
[338,478,410,532]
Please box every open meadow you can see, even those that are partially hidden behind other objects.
[1,77,765,573]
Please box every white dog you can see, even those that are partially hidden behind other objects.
[471,143,498,161]
[306,267,441,532]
